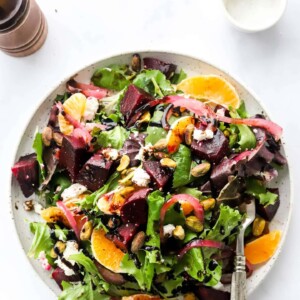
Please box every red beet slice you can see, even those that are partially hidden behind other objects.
[191,129,229,164]
[256,188,280,221]
[196,286,230,300]
[76,154,113,191]
[120,188,151,225]
[120,84,153,126]
[107,223,138,251]
[143,57,177,79]
[143,161,172,189]
[52,267,81,290]
[59,136,90,181]
[11,153,39,197]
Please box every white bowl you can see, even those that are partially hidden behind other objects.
[222,0,288,32]
[10,51,292,297]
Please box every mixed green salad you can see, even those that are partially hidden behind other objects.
[11,54,286,300]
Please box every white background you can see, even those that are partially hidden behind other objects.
[0,0,299,299]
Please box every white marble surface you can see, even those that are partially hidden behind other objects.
[0,0,299,299]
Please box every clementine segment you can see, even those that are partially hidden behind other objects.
[91,228,125,273]
[177,75,240,109]
[180,201,194,216]
[244,230,281,264]
[166,116,194,153]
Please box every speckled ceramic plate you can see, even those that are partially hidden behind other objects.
[10,51,292,297]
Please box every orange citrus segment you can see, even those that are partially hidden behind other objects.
[166,116,194,153]
[91,228,125,273]
[177,75,240,109]
[58,93,87,135]
[244,230,281,265]
[181,201,194,216]
[63,93,87,121]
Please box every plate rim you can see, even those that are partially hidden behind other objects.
[8,49,294,297]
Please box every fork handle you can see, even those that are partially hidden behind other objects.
[230,255,247,300]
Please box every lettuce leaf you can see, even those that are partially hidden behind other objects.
[171,69,187,84]
[171,145,193,188]
[154,277,184,298]
[32,132,45,181]
[28,222,53,259]
[145,110,167,145]
[100,88,126,117]
[96,126,129,150]
[175,187,202,199]
[133,70,174,98]
[245,178,278,206]
[229,110,256,151]
[92,65,131,91]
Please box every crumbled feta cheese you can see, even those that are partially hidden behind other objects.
[132,168,151,187]
[61,183,87,201]
[83,97,99,121]
[134,146,144,161]
[55,241,79,276]
[33,202,44,214]
[134,144,153,161]
[38,251,51,271]
[193,129,214,141]
[163,224,175,237]
[102,148,119,160]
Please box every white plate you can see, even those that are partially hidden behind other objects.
[10,51,292,297]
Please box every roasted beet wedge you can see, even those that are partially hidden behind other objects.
[108,223,138,251]
[52,267,81,290]
[76,154,113,191]
[120,84,153,126]
[59,136,90,181]
[120,133,146,167]
[120,188,151,225]
[143,57,177,79]
[191,129,229,164]
[256,188,280,221]
[196,286,230,300]
[143,161,172,189]
[11,153,39,197]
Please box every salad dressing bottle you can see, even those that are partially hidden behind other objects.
[0,0,47,57]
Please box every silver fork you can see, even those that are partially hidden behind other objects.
[230,199,256,300]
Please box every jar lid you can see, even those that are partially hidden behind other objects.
[0,0,28,31]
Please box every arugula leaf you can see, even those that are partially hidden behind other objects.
[32,132,45,181]
[176,187,202,199]
[171,69,187,84]
[92,65,131,91]
[28,222,53,259]
[53,224,68,241]
[108,282,141,297]
[245,178,278,206]
[171,145,193,188]
[96,126,129,150]
[145,111,167,145]
[164,203,186,226]
[133,70,174,98]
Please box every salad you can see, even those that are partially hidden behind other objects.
[11,54,287,300]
